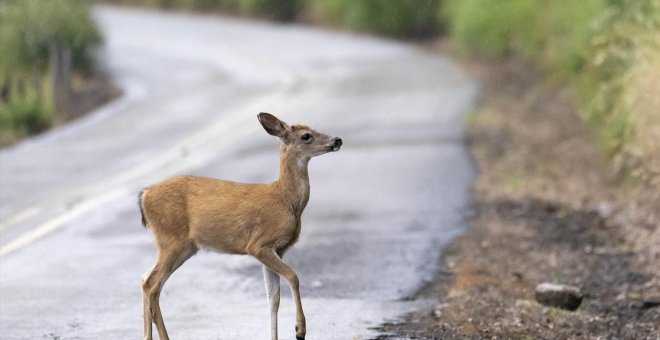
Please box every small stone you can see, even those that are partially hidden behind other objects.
[535,282,583,311]
[434,303,449,318]
[310,280,323,288]
[596,202,614,218]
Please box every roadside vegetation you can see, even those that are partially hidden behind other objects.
[306,0,440,37]
[442,0,660,182]
[105,0,659,182]
[103,0,303,21]
[0,0,104,145]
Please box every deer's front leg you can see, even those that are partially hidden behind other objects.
[255,249,306,340]
[263,266,280,340]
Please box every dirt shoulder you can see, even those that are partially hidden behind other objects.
[65,72,121,122]
[374,46,660,339]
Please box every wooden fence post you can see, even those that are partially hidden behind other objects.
[48,36,72,119]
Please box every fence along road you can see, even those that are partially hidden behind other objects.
[0,5,477,339]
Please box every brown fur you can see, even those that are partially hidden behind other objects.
[139,113,341,340]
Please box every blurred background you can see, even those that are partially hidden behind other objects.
[1,0,658,178]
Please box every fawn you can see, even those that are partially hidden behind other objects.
[138,112,342,340]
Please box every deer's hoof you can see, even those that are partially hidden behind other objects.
[295,324,305,339]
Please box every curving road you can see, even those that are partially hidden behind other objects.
[0,6,476,339]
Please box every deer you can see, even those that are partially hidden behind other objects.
[138,112,342,340]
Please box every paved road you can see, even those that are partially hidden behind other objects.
[0,6,476,339]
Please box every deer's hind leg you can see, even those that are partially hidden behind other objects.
[255,248,306,340]
[142,238,197,340]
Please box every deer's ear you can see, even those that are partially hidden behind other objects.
[258,112,288,138]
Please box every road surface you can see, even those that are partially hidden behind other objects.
[0,6,477,339]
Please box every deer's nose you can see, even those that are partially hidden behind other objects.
[334,138,343,147]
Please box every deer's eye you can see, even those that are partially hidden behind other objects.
[301,133,312,142]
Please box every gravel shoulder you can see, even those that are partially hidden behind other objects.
[374,47,660,339]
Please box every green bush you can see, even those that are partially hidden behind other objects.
[441,0,536,57]
[108,0,441,35]
[527,0,605,75]
[234,0,301,22]
[0,89,54,138]
[122,0,302,22]
[584,0,660,157]
[442,0,604,75]
[0,0,102,143]
[0,0,103,77]
[442,0,660,177]
[175,0,233,11]
[309,0,441,37]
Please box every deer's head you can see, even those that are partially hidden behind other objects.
[258,112,342,159]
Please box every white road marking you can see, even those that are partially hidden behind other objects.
[0,207,42,232]
[0,190,124,257]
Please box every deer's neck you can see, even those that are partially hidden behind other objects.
[276,146,310,217]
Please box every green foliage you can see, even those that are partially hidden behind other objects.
[179,0,237,11]
[521,0,605,75]
[441,0,536,57]
[0,0,103,77]
[310,0,441,37]
[442,0,605,75]
[0,89,55,139]
[585,0,660,156]
[0,0,102,143]
[234,0,301,21]
[442,0,660,176]
[122,0,301,21]
[109,0,441,35]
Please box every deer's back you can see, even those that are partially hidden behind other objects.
[142,175,296,254]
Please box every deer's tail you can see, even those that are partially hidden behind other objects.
[137,189,148,228]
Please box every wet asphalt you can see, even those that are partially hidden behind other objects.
[0,6,477,339]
